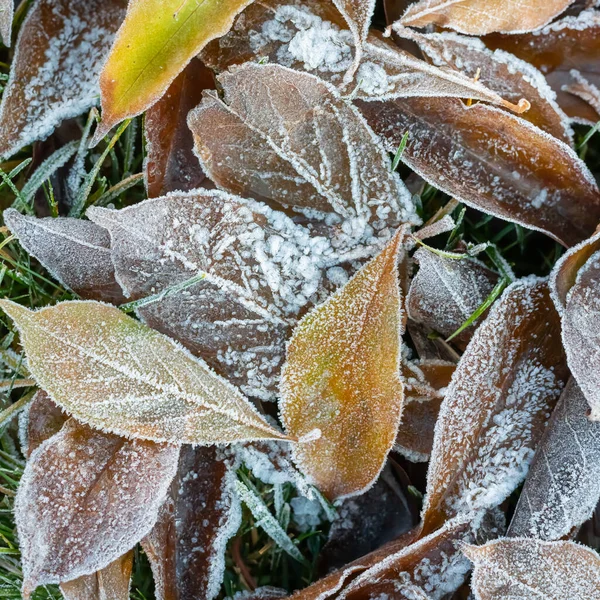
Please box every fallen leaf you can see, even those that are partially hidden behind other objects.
[394,28,573,144]
[144,58,214,198]
[93,0,256,144]
[188,62,419,250]
[200,1,525,111]
[87,190,343,400]
[507,378,600,540]
[563,69,600,118]
[0,0,12,47]
[465,538,600,599]
[60,552,134,600]
[396,360,456,462]
[0,300,288,444]
[399,0,576,35]
[24,390,67,457]
[420,278,568,535]
[407,248,500,348]
[4,209,126,304]
[0,0,127,159]
[280,228,406,500]
[358,97,600,247]
[16,419,179,596]
[142,446,241,600]
[485,9,600,123]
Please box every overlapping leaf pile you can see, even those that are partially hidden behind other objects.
[0,0,599,599]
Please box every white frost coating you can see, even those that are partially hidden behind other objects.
[422,278,566,523]
[564,69,600,116]
[15,420,179,593]
[290,496,325,531]
[0,0,126,159]
[508,379,600,540]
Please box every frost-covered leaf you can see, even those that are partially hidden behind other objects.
[0,300,288,444]
[0,0,127,159]
[200,1,525,110]
[93,0,256,143]
[485,10,600,124]
[407,248,499,348]
[563,69,600,118]
[280,229,406,500]
[559,248,600,420]
[87,190,344,400]
[16,419,179,596]
[144,58,214,198]
[420,278,568,535]
[23,390,67,457]
[0,0,12,47]
[188,63,418,250]
[394,28,573,144]
[396,360,455,462]
[399,0,576,34]
[60,552,133,600]
[507,378,600,540]
[465,538,600,599]
[358,98,600,247]
[142,446,240,600]
[235,589,288,600]
[4,209,126,304]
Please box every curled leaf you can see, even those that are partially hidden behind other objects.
[0,0,127,159]
[93,0,256,143]
[16,419,179,596]
[399,0,576,35]
[507,378,600,540]
[4,209,126,304]
[465,538,600,599]
[420,278,568,535]
[144,58,214,198]
[280,228,406,500]
[188,62,419,249]
[563,69,600,118]
[358,98,600,246]
[0,300,288,444]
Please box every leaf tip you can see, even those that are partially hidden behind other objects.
[0,299,31,326]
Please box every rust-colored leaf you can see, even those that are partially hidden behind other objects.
[15,419,179,597]
[144,58,214,198]
[394,28,572,144]
[142,446,240,600]
[465,538,600,599]
[485,10,600,123]
[4,209,126,304]
[420,278,568,535]
[507,378,600,540]
[407,248,500,348]
[24,390,67,457]
[59,552,134,600]
[358,97,600,247]
[0,0,127,159]
[280,229,407,500]
[188,63,419,250]
[563,69,600,118]
[0,0,12,47]
[399,0,576,35]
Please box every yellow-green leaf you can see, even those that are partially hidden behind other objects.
[0,300,287,445]
[280,228,407,500]
[93,0,256,144]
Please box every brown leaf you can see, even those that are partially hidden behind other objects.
[24,390,67,457]
[485,10,600,123]
[188,63,419,250]
[396,360,456,462]
[200,0,524,111]
[419,278,568,535]
[507,378,600,540]
[563,69,600,118]
[399,0,576,35]
[280,229,406,500]
[4,209,126,304]
[15,419,179,596]
[87,190,344,400]
[142,446,240,600]
[358,97,600,247]
[144,58,214,198]
[0,0,12,47]
[59,552,134,600]
[0,0,127,159]
[394,28,573,144]
[465,538,600,599]
[407,248,500,348]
